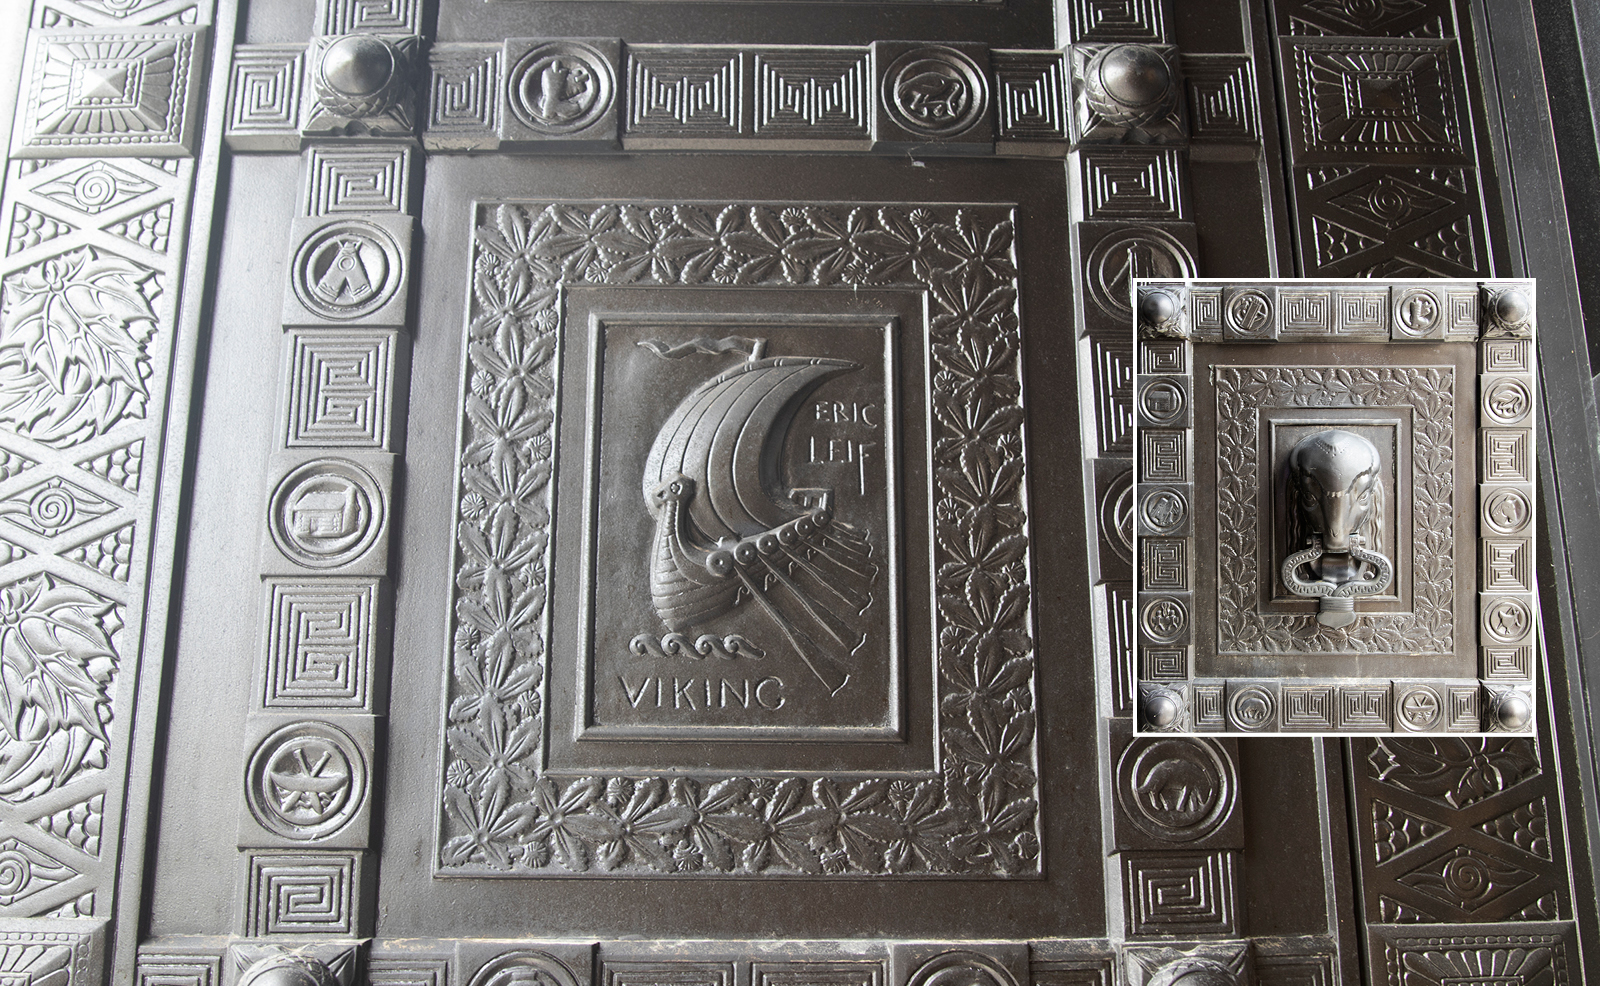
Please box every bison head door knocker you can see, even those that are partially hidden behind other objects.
[1281,429,1395,627]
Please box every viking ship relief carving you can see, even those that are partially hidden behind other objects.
[439,201,1039,875]
[636,338,880,696]
[580,314,903,739]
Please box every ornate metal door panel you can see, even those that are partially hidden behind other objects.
[1130,277,1540,736]
[0,2,1594,986]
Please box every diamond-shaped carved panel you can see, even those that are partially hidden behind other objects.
[0,476,118,539]
[1296,165,1486,276]
[1394,845,1537,913]
[33,161,157,216]
[0,837,81,912]
[1356,738,1570,924]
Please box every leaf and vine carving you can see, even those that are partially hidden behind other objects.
[0,575,120,804]
[1369,737,1541,810]
[1214,366,1454,654]
[0,247,159,448]
[439,202,1038,877]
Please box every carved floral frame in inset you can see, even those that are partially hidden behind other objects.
[438,201,1041,877]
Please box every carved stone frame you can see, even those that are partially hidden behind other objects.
[437,201,1042,877]
[1133,278,1537,736]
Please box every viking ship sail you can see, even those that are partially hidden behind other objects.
[642,351,879,694]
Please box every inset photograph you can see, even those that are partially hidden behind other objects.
[1132,278,1537,735]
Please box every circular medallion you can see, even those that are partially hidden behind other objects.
[1103,470,1135,564]
[0,848,34,903]
[1140,379,1187,425]
[1141,488,1188,535]
[1440,852,1492,902]
[1364,182,1413,224]
[1141,596,1187,643]
[72,164,120,211]
[1484,487,1532,534]
[884,47,987,137]
[1116,736,1235,842]
[469,952,582,986]
[246,720,366,841]
[1395,288,1441,336]
[1227,685,1276,731]
[1397,685,1443,731]
[1087,229,1195,319]
[28,479,76,533]
[908,952,1014,986]
[1224,289,1272,337]
[269,458,385,569]
[1484,378,1531,423]
[1484,597,1532,643]
[292,220,404,321]
[509,42,614,135]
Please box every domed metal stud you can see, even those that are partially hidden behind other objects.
[1085,44,1178,127]
[238,956,340,986]
[1493,689,1533,731]
[321,36,395,98]
[310,34,409,121]
[1494,287,1531,327]
[1138,287,1185,337]
[1142,687,1182,729]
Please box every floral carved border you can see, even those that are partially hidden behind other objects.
[1214,366,1455,655]
[437,201,1040,877]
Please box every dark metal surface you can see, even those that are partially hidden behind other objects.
[1131,278,1539,736]
[0,1,1592,985]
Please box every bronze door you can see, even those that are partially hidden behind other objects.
[0,1,1594,985]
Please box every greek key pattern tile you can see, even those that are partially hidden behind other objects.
[235,5,419,940]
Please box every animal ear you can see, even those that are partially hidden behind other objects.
[1283,456,1303,554]
[1369,470,1385,557]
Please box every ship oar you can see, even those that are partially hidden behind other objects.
[780,546,871,612]
[734,567,851,694]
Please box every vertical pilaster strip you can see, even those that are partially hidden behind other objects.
[1477,282,1537,734]
[1266,1,1577,979]
[1134,284,1193,732]
[228,2,420,981]
[0,0,217,982]
[1269,0,1488,279]
[1064,5,1260,981]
